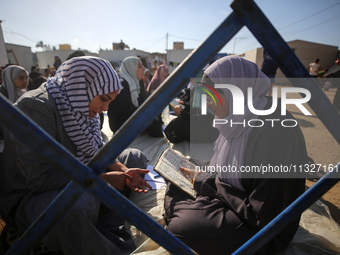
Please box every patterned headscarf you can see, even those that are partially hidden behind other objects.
[205,56,270,190]
[119,56,141,107]
[2,65,28,103]
[46,56,122,163]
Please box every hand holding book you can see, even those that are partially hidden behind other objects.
[153,147,198,198]
[179,167,200,184]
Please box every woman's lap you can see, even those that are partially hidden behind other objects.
[164,183,257,254]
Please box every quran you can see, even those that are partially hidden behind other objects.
[153,147,197,198]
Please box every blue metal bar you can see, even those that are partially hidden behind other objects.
[1,11,246,254]
[89,11,244,173]
[6,182,83,255]
[231,0,340,144]
[0,96,194,255]
[1,1,337,254]
[233,168,340,255]
[228,0,340,253]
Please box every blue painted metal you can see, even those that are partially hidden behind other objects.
[88,12,244,172]
[233,167,340,255]
[0,0,339,254]
[0,96,194,255]
[231,0,340,144]
[229,0,340,253]
[2,10,246,254]
[1,10,246,255]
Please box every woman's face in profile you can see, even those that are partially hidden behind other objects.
[143,71,149,82]
[136,61,145,80]
[162,68,169,78]
[207,92,229,119]
[201,74,229,119]
[88,91,118,118]
[15,70,29,90]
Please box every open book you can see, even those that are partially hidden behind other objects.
[153,147,197,198]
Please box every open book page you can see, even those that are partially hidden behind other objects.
[144,165,167,190]
[153,147,197,198]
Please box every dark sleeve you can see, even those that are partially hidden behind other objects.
[216,125,306,229]
[0,85,8,99]
[108,80,137,132]
[193,172,217,195]
[179,107,190,120]
[14,96,71,192]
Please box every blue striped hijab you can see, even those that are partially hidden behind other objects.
[46,56,122,163]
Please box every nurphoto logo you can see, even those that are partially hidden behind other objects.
[199,84,312,128]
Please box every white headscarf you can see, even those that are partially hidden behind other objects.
[46,56,122,163]
[205,56,271,190]
[119,56,141,107]
[2,65,28,103]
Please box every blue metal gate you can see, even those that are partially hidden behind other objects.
[0,0,339,254]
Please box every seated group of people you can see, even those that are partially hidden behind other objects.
[0,55,309,254]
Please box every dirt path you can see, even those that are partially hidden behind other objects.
[281,84,340,225]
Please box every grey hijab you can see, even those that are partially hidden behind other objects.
[2,65,28,103]
[119,56,141,107]
[205,56,271,190]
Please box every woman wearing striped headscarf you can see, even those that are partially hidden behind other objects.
[0,56,151,254]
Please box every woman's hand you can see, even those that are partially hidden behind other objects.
[179,167,198,184]
[101,169,152,193]
[100,171,130,191]
[125,168,152,193]
[174,105,182,115]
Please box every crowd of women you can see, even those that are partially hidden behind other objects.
[0,54,311,254]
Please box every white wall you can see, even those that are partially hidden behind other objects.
[244,48,259,64]
[99,49,151,62]
[0,22,7,67]
[36,50,98,69]
[36,50,76,68]
[166,49,194,73]
[5,43,33,71]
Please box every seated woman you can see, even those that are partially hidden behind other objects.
[0,65,29,139]
[141,68,150,89]
[0,56,152,254]
[146,64,169,95]
[164,80,219,144]
[0,65,29,103]
[108,56,163,137]
[164,56,308,254]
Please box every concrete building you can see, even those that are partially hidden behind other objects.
[36,50,98,69]
[173,42,184,50]
[243,39,339,84]
[35,48,164,72]
[98,49,153,70]
[58,44,72,50]
[5,43,34,71]
[0,21,7,67]
[166,49,194,73]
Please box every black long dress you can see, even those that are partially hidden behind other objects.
[108,78,163,137]
[164,104,308,254]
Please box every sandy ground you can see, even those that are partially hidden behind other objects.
[278,84,340,225]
